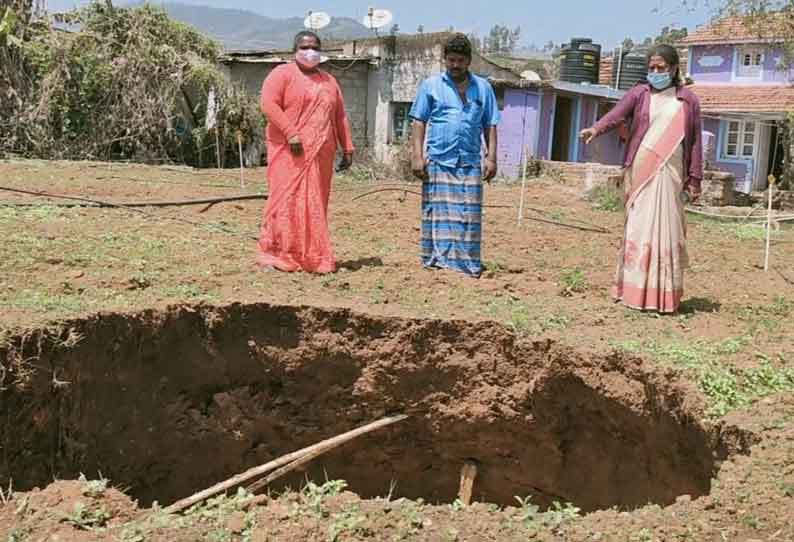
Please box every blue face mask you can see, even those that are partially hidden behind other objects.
[647,72,672,90]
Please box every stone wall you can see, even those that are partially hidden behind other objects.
[750,189,794,211]
[537,160,623,187]
[700,170,736,207]
[223,60,371,152]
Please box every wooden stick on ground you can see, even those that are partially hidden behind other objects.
[458,461,478,506]
[164,414,408,514]
[246,442,330,495]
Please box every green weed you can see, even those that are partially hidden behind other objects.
[61,501,111,530]
[734,224,767,241]
[328,505,368,542]
[182,487,256,541]
[590,184,622,212]
[297,480,348,518]
[513,496,580,534]
[158,283,219,302]
[616,338,794,417]
[5,527,30,542]
[559,268,589,296]
[8,290,84,314]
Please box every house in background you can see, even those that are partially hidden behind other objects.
[492,79,626,178]
[221,31,630,177]
[680,16,794,192]
[219,32,518,165]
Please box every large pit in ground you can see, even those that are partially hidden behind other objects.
[0,303,750,512]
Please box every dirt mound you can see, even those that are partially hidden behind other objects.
[0,479,138,541]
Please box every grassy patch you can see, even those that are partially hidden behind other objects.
[589,184,622,212]
[616,337,794,417]
[513,495,580,535]
[558,268,589,297]
[485,298,571,336]
[7,289,85,314]
[156,284,219,303]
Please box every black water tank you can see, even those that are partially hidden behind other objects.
[559,37,601,84]
[612,49,648,90]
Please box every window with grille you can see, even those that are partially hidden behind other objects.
[736,47,764,78]
[391,102,412,143]
[723,120,756,159]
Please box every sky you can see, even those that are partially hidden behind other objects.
[45,0,720,49]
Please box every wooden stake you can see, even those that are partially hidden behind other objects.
[518,144,529,226]
[215,128,222,170]
[764,175,775,272]
[457,460,478,506]
[237,131,245,190]
[164,414,408,514]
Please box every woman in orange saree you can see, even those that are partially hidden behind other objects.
[580,45,703,313]
[256,31,354,273]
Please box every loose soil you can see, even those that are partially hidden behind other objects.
[1,159,793,541]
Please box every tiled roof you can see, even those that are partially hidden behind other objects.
[690,84,794,113]
[679,14,788,45]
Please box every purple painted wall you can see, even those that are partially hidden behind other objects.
[764,50,794,84]
[703,117,751,192]
[690,44,794,84]
[537,91,556,160]
[690,45,734,83]
[496,89,540,178]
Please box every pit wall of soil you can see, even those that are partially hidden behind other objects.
[0,303,754,512]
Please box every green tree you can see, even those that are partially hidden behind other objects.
[483,24,521,54]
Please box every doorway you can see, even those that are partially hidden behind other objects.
[551,95,574,162]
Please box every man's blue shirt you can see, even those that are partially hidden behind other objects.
[409,71,501,167]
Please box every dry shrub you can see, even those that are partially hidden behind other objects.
[0,2,262,165]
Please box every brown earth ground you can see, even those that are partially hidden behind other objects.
[0,158,793,541]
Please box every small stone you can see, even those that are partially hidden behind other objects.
[676,495,692,504]
[226,511,247,534]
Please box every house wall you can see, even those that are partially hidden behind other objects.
[689,45,735,83]
[364,36,519,164]
[366,42,445,163]
[496,89,541,178]
[225,61,371,151]
[707,116,753,192]
[495,91,625,178]
[689,44,794,84]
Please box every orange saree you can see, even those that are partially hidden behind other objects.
[256,63,354,273]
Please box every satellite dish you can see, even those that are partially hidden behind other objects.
[362,7,393,30]
[304,11,331,31]
[520,70,541,81]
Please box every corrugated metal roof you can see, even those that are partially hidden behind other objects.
[550,80,626,101]
[489,78,626,101]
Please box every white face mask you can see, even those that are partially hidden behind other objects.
[296,49,321,69]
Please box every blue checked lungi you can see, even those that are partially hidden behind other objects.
[421,161,483,277]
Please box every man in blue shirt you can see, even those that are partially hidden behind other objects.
[409,34,500,277]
